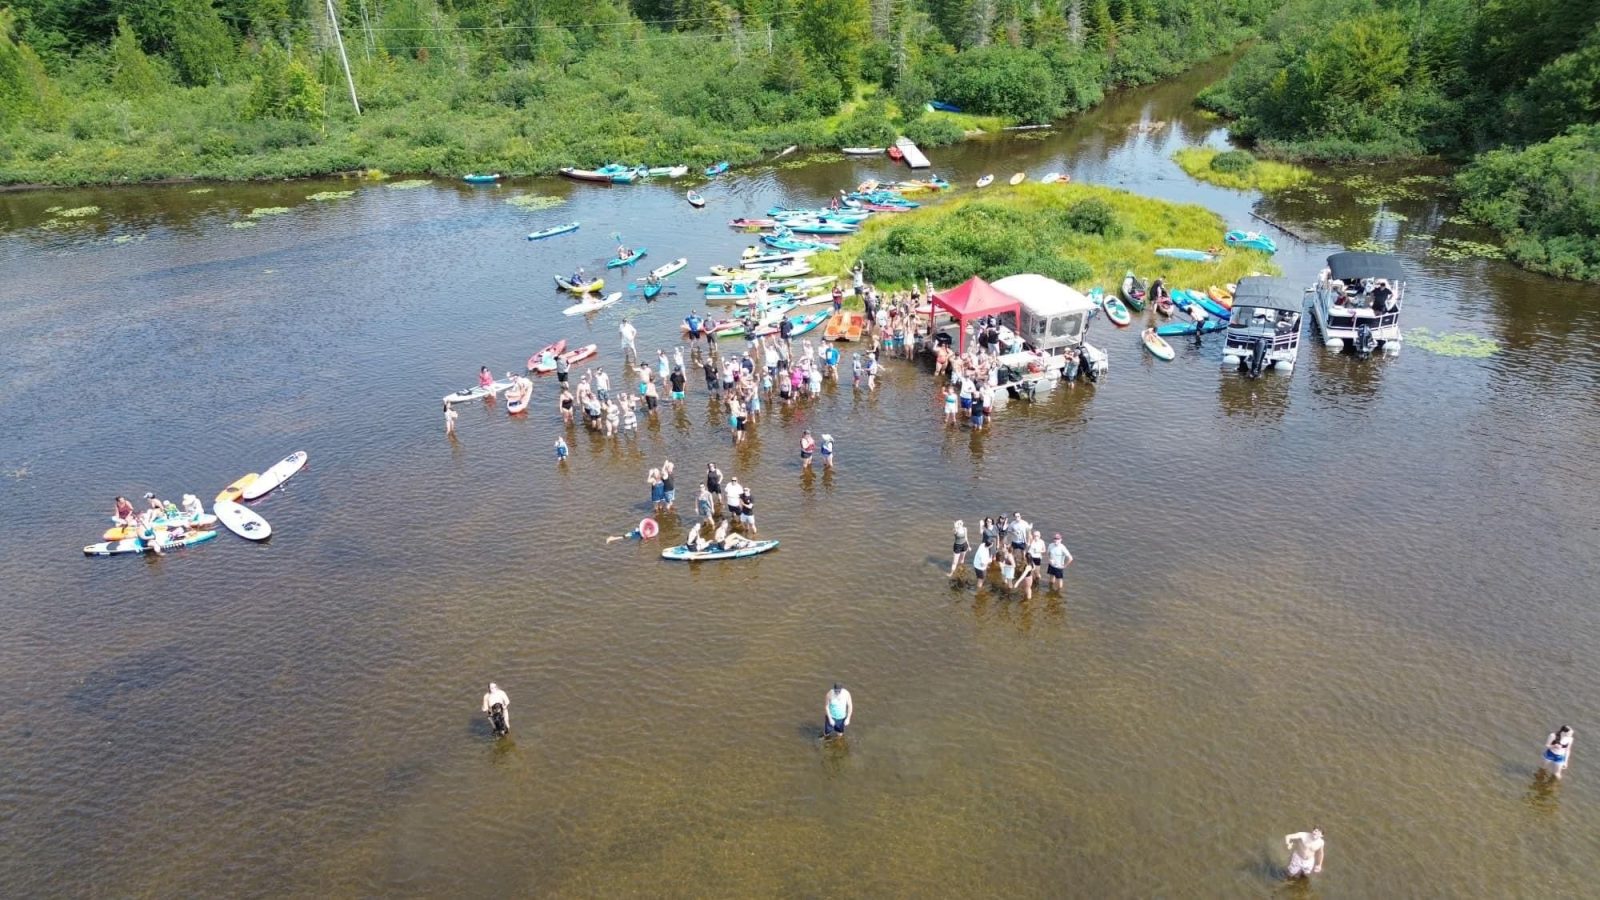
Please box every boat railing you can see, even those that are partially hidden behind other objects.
[1225,329,1299,352]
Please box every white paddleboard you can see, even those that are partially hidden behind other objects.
[214,500,272,540]
[442,379,512,405]
[563,292,622,316]
[241,451,307,500]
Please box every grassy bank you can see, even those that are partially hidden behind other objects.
[1172,147,1312,192]
[814,183,1277,292]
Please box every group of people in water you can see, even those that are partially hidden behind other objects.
[949,512,1074,600]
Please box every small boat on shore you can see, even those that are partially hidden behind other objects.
[841,147,885,155]
[559,167,615,183]
[1120,271,1147,312]
[887,145,904,161]
[1224,230,1278,254]
[1155,248,1217,262]
[704,161,730,177]
[647,165,689,178]
[976,174,994,188]
[1009,172,1026,185]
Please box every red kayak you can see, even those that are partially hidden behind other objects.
[531,342,596,374]
[887,146,904,161]
[527,339,567,372]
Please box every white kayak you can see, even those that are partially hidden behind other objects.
[241,451,307,500]
[443,379,513,405]
[563,292,622,316]
[648,258,688,279]
[84,529,218,556]
[214,500,272,540]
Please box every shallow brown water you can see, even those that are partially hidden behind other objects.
[3,56,1599,896]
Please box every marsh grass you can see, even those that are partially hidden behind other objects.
[1172,147,1312,192]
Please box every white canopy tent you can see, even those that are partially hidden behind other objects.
[990,274,1098,352]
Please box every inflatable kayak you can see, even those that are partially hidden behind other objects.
[527,222,579,241]
[531,343,597,373]
[704,161,729,177]
[85,528,218,556]
[242,451,307,501]
[606,248,647,268]
[443,379,513,404]
[554,275,604,293]
[214,500,271,541]
[216,473,259,504]
[1141,328,1175,361]
[563,292,623,315]
[1155,248,1216,262]
[1224,230,1277,254]
[661,539,778,561]
[464,173,501,184]
[527,339,568,372]
[505,380,532,414]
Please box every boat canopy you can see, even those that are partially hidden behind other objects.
[931,276,1022,353]
[991,273,1097,318]
[1229,276,1305,312]
[1326,251,1404,282]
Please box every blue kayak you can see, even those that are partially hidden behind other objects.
[1185,290,1232,321]
[928,100,963,113]
[763,235,838,253]
[1155,248,1216,262]
[704,161,730,177]
[1224,230,1278,254]
[464,173,501,184]
[526,222,579,241]
[606,247,648,268]
[1155,319,1228,337]
[662,539,778,561]
[643,282,663,300]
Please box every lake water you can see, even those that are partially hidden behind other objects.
[3,55,1599,896]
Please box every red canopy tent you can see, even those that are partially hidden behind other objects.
[930,276,1022,353]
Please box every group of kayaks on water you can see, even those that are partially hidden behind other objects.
[85,452,305,556]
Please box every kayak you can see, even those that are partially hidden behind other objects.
[887,146,904,161]
[840,147,885,155]
[216,473,259,504]
[1187,291,1231,321]
[563,292,623,315]
[1224,230,1277,254]
[647,165,689,178]
[928,100,962,113]
[505,381,531,414]
[787,310,831,337]
[649,258,688,280]
[1041,172,1067,184]
[1155,296,1175,317]
[976,174,994,188]
[554,275,604,293]
[1155,319,1228,337]
[1120,271,1147,312]
[1094,288,1130,326]
[85,528,219,556]
[730,218,778,229]
[531,343,597,374]
[1009,172,1026,185]
[558,167,616,183]
[527,222,579,241]
[606,248,647,268]
[103,514,218,541]
[214,500,271,541]
[661,539,779,561]
[527,338,568,372]
[686,190,706,208]
[1155,248,1216,262]
[781,220,858,235]
[242,451,308,501]
[1207,284,1234,308]
[704,161,729,177]
[463,173,501,184]
[443,379,513,404]
[1141,328,1175,361]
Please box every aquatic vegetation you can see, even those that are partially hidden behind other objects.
[1398,174,1446,186]
[188,188,213,194]
[110,234,147,244]
[1307,217,1343,229]
[814,182,1276,292]
[55,206,101,218]
[1345,174,1426,205]
[1428,237,1506,261]
[1373,210,1408,223]
[247,206,291,218]
[504,194,564,210]
[1442,214,1480,226]
[1349,239,1396,253]
[307,190,356,201]
[228,221,257,229]
[1172,148,1313,192]
[387,179,432,190]
[1407,328,1500,358]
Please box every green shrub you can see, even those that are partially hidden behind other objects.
[902,115,966,147]
[1209,149,1256,173]
[1063,198,1119,236]
[833,111,896,149]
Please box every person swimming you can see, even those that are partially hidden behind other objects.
[824,683,852,736]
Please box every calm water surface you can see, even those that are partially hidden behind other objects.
[4,57,1599,896]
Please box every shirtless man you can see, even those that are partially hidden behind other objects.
[1284,828,1324,879]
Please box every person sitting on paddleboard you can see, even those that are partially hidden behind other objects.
[181,494,204,519]
[481,682,510,733]
[824,683,853,736]
[711,520,752,551]
[684,523,710,553]
[113,496,135,525]
[478,366,493,389]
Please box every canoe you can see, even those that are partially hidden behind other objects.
[527,338,567,372]
[1155,248,1216,262]
[554,275,604,293]
[463,173,501,184]
[887,146,904,161]
[558,167,614,183]
[704,161,729,177]
[1155,296,1175,317]
[242,451,308,501]
[531,343,596,374]
[686,190,706,208]
[444,379,513,404]
[1141,328,1175,361]
[103,514,218,541]
[1207,284,1234,308]
[1224,230,1277,254]
[976,174,994,188]
[1094,288,1130,326]
[85,528,219,557]
[606,247,647,268]
[1155,319,1228,337]
[649,258,688,280]
[841,147,885,155]
[661,539,779,561]
[563,292,623,315]
[214,500,271,541]
[1120,271,1148,311]
[1009,172,1026,185]
[526,221,579,241]
[216,473,259,504]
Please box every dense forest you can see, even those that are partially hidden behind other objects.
[0,0,1270,185]
[1201,0,1600,280]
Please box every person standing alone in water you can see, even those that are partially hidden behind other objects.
[1542,725,1574,779]
[481,682,511,735]
[824,683,853,737]
[1284,828,1324,879]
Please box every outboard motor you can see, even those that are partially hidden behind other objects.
[1354,323,1377,359]
[488,702,509,737]
[1247,337,1268,378]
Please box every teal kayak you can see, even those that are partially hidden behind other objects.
[1155,319,1227,336]
[607,247,647,268]
[1155,248,1216,262]
[1224,230,1277,254]
[662,539,778,560]
[526,222,579,241]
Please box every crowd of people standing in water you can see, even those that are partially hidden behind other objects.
[949,511,1074,600]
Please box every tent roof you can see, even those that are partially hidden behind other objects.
[990,274,1097,317]
[1327,251,1404,282]
[1229,276,1305,312]
[931,276,1021,320]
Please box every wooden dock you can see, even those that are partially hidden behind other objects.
[894,136,930,169]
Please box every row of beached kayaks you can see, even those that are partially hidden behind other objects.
[85,452,304,555]
[1104,272,1243,359]
[559,162,731,184]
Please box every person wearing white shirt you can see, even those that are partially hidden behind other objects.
[619,319,637,360]
[1045,533,1074,590]
[481,682,510,734]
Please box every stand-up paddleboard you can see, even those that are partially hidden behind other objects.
[241,451,307,501]
[976,174,994,188]
[563,292,622,316]
[661,539,778,561]
[84,529,218,556]
[103,514,217,541]
[214,500,271,540]
[217,473,259,503]
[443,379,513,404]
[648,258,688,280]
[1141,328,1175,360]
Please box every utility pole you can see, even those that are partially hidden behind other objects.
[325,0,362,114]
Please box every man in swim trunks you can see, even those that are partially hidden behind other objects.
[1008,513,1030,557]
[1045,533,1073,590]
[824,683,853,736]
[1284,828,1324,879]
[685,312,703,341]
[971,539,993,585]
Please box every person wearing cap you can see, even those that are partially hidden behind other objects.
[1045,534,1073,590]
[824,683,853,737]
[181,493,204,519]
[1284,827,1324,878]
[799,430,816,469]
[481,682,511,734]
